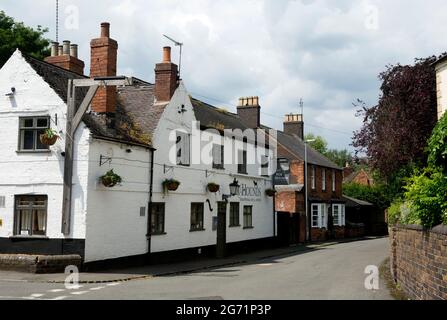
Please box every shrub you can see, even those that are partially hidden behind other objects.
[427,112,447,172]
[403,168,447,228]
[343,183,393,211]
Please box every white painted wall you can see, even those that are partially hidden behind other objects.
[150,82,275,253]
[436,61,447,120]
[84,139,151,263]
[0,50,89,240]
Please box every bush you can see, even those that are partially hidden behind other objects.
[403,168,447,228]
[387,199,420,226]
[343,183,393,211]
[427,112,447,172]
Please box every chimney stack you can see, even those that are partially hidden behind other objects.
[154,46,179,102]
[283,114,304,140]
[237,96,261,128]
[90,22,118,113]
[44,40,85,75]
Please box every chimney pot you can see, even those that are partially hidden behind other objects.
[101,22,110,38]
[51,42,59,57]
[63,41,71,55]
[163,47,172,63]
[58,45,63,56]
[70,44,78,58]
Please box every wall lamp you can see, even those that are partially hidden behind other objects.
[222,178,240,202]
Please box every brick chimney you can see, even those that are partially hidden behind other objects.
[154,47,179,102]
[284,114,304,140]
[90,22,118,113]
[44,40,85,75]
[237,96,261,128]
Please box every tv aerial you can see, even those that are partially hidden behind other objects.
[163,34,184,79]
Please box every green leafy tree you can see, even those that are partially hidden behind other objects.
[0,11,50,67]
[324,149,353,168]
[427,113,447,172]
[304,134,328,154]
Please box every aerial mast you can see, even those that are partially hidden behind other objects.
[163,34,184,79]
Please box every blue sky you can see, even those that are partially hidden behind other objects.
[1,0,446,151]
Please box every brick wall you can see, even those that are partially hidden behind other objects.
[390,225,447,300]
[0,254,82,274]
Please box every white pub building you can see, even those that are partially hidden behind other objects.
[0,23,276,268]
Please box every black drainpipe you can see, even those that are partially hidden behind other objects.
[146,148,155,261]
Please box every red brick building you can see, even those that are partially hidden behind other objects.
[272,115,345,244]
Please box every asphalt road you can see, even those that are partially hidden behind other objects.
[0,237,392,300]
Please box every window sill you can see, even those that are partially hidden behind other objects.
[151,232,167,236]
[16,150,51,154]
[243,226,254,230]
[229,225,241,228]
[190,228,206,233]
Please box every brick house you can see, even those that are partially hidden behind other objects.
[343,168,374,186]
[271,116,345,244]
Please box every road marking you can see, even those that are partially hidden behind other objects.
[50,296,67,301]
[70,291,89,295]
[48,289,65,293]
[257,263,273,267]
[90,287,105,291]
[106,283,121,286]
[30,294,44,298]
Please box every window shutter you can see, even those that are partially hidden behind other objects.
[184,134,191,165]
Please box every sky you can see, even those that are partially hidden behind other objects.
[1,0,446,151]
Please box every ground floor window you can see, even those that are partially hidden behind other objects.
[229,202,240,227]
[332,204,346,226]
[311,203,326,229]
[14,195,47,236]
[190,203,205,231]
[151,203,165,235]
[243,206,253,229]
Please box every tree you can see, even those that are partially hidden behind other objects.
[427,113,447,172]
[304,133,328,154]
[0,11,50,67]
[324,149,353,168]
[352,57,439,181]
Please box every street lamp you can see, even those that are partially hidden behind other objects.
[304,139,315,242]
[223,178,240,202]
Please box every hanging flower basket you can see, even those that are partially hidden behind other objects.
[100,169,122,188]
[163,179,180,192]
[207,183,220,193]
[265,188,277,197]
[40,129,60,146]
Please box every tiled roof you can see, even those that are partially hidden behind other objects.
[191,98,250,131]
[271,129,341,170]
[24,53,156,148]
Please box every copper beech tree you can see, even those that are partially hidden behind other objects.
[353,57,439,181]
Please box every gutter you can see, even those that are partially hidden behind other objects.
[146,149,155,257]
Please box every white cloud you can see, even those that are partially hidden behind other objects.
[1,0,446,150]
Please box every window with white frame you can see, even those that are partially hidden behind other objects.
[332,204,346,226]
[311,166,316,190]
[322,169,326,191]
[260,150,270,177]
[311,204,327,228]
[176,131,191,166]
[332,170,336,192]
[212,144,225,169]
